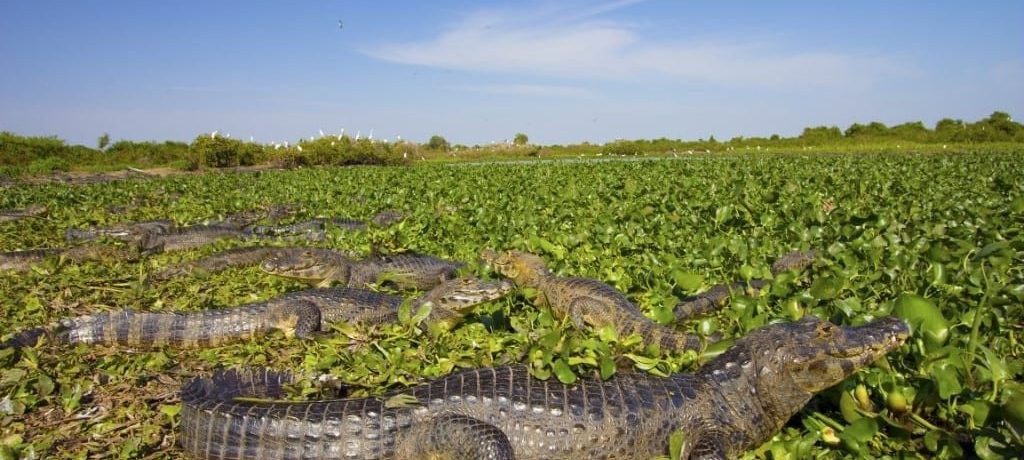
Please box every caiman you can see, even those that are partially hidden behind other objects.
[148,246,341,282]
[64,219,176,243]
[3,277,513,349]
[0,205,47,223]
[178,315,909,459]
[248,210,407,240]
[66,205,296,247]
[0,244,139,272]
[138,225,252,255]
[482,249,703,353]
[261,250,464,290]
[673,250,817,321]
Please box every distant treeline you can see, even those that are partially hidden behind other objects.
[1,111,1021,176]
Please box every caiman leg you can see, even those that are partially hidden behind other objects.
[396,414,515,460]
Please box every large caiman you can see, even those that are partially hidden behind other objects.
[179,315,908,459]
[3,277,512,349]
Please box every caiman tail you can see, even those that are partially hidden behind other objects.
[615,317,703,353]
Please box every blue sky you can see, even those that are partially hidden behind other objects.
[1,1,1021,146]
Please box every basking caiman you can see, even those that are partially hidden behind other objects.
[179,315,909,459]
[0,205,47,223]
[0,244,139,272]
[673,250,817,321]
[66,205,297,252]
[261,250,464,290]
[3,277,512,349]
[148,246,339,282]
[248,210,406,240]
[482,249,703,353]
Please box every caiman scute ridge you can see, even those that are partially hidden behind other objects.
[180,316,909,459]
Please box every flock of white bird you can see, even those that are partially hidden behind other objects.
[207,128,403,151]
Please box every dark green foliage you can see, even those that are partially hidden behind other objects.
[513,133,529,146]
[107,140,190,166]
[288,137,406,167]
[602,139,644,156]
[190,135,250,168]
[800,125,843,142]
[427,135,450,151]
[0,132,70,166]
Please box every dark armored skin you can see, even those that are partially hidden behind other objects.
[149,246,301,281]
[672,250,817,321]
[3,277,513,349]
[261,250,465,290]
[248,210,407,239]
[0,205,47,223]
[65,205,298,253]
[64,219,176,243]
[0,245,139,272]
[179,316,909,459]
[482,249,703,353]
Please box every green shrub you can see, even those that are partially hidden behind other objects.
[602,140,643,156]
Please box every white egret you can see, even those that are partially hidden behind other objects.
[211,131,218,139]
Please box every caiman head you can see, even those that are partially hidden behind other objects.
[713,316,908,426]
[415,277,515,333]
[260,248,353,286]
[480,249,551,286]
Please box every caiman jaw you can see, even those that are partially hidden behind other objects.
[786,316,909,393]
[260,253,323,280]
[432,278,515,311]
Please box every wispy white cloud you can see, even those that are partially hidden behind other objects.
[456,83,595,98]
[363,1,909,90]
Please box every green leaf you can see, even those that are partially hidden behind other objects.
[411,302,433,325]
[668,429,689,460]
[159,404,181,418]
[930,362,964,399]
[838,417,878,451]
[599,356,616,380]
[893,293,949,351]
[671,270,703,292]
[809,276,842,300]
[552,359,577,385]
